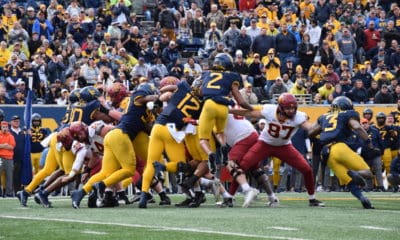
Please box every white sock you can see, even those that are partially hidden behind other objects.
[268,193,276,199]
[241,183,251,192]
[309,194,315,200]
[200,178,212,186]
[222,191,232,199]
[194,186,201,192]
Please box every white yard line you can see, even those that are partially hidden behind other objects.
[0,215,310,240]
[81,230,108,235]
[360,226,392,231]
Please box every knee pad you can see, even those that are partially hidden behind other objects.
[251,168,265,179]
[229,165,244,181]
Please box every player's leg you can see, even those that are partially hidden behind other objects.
[234,140,272,207]
[250,168,278,207]
[275,144,323,206]
[272,157,281,190]
[101,130,136,188]
[18,135,60,207]
[328,143,374,209]
[133,131,149,164]
[275,145,315,195]
[142,126,186,208]
[24,135,61,193]
[382,148,392,175]
[71,130,122,208]
[141,125,167,194]
[199,100,228,174]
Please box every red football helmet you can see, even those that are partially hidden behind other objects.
[107,82,128,108]
[69,121,89,143]
[57,128,74,151]
[159,76,180,88]
[278,93,298,118]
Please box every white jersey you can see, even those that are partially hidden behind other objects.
[89,133,104,155]
[88,121,106,155]
[225,114,257,147]
[259,104,307,146]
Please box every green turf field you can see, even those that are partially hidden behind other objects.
[0,192,399,240]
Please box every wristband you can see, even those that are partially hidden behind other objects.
[99,105,110,115]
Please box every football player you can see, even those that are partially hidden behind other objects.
[35,122,90,207]
[63,86,119,125]
[230,93,324,207]
[224,112,278,208]
[138,77,201,208]
[198,53,253,175]
[30,113,51,175]
[17,127,74,207]
[71,83,159,208]
[60,88,81,127]
[309,96,374,209]
[375,112,399,176]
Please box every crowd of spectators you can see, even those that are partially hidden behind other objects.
[0,0,399,105]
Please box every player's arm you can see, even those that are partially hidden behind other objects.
[160,85,178,93]
[231,84,254,111]
[229,108,262,119]
[97,100,124,122]
[136,94,159,105]
[93,110,119,123]
[307,122,322,138]
[349,118,370,142]
[159,91,174,102]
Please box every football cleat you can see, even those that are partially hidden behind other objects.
[33,194,41,205]
[35,190,52,208]
[175,198,193,208]
[71,190,85,209]
[220,198,234,208]
[138,192,152,208]
[92,181,106,201]
[188,191,206,208]
[361,197,375,209]
[131,193,141,203]
[242,188,259,208]
[101,191,119,208]
[159,195,171,206]
[17,190,29,207]
[117,191,131,205]
[267,196,280,207]
[87,191,97,208]
[347,170,366,187]
[309,199,325,207]
[208,153,217,174]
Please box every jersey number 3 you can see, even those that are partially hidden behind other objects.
[268,123,295,140]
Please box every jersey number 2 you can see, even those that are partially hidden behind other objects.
[206,73,222,89]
